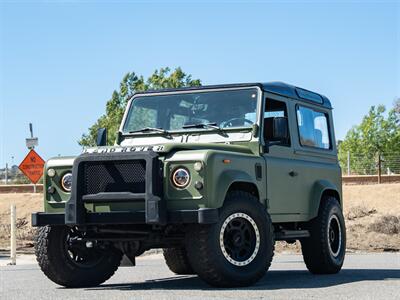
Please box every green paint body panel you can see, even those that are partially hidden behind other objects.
[42,84,342,224]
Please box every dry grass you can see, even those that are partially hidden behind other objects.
[342,183,400,214]
[276,183,400,253]
[0,193,42,249]
[343,183,400,252]
[0,183,399,252]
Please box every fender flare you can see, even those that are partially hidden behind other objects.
[309,179,341,219]
[212,170,261,209]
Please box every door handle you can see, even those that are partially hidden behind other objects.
[289,170,298,177]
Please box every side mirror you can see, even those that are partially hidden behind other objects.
[263,117,289,152]
[96,128,107,146]
[272,117,288,141]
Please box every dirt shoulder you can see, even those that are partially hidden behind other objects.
[342,183,400,252]
[0,184,399,252]
[0,193,42,249]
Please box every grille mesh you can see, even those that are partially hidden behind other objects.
[82,160,146,195]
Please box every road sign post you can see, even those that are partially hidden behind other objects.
[10,204,16,265]
[5,163,8,184]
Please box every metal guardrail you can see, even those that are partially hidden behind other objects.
[0,184,43,193]
[342,175,400,185]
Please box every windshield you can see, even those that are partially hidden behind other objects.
[122,88,259,133]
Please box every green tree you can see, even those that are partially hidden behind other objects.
[338,101,400,174]
[79,67,201,146]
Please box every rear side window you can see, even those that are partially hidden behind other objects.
[296,106,330,149]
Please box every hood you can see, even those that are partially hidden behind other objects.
[46,156,76,167]
[47,142,255,167]
[83,142,254,156]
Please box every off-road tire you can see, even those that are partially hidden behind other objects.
[185,191,274,287]
[35,225,122,288]
[163,247,195,275]
[301,196,346,274]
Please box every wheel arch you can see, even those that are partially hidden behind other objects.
[309,180,342,220]
[227,181,260,199]
[213,169,263,208]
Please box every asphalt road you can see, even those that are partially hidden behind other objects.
[1,253,399,300]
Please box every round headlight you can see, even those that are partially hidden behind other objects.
[171,168,190,188]
[61,172,72,192]
[47,168,56,177]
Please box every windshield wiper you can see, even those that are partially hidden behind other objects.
[128,127,171,136]
[182,122,228,137]
[182,122,220,129]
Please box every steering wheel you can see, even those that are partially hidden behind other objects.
[221,117,254,128]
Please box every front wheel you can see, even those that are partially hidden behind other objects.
[35,226,122,288]
[301,196,346,274]
[185,191,274,287]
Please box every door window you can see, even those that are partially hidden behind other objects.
[264,99,290,146]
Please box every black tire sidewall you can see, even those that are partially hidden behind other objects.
[36,226,122,287]
[325,201,346,267]
[301,197,346,274]
[50,226,117,273]
[206,195,273,283]
[163,247,194,275]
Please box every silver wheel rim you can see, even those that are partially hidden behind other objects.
[219,212,260,266]
[327,214,342,257]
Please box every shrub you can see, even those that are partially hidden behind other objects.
[369,215,400,235]
[346,205,377,220]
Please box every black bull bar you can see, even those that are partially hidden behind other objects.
[32,151,218,226]
[65,151,165,225]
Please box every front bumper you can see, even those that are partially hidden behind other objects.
[31,208,219,227]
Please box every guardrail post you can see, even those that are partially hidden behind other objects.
[10,204,16,265]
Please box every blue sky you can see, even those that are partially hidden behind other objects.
[0,0,399,167]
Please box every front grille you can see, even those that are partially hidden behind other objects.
[82,160,146,195]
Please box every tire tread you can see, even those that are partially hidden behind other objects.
[186,190,274,287]
[301,196,345,274]
[163,247,195,275]
[34,226,122,288]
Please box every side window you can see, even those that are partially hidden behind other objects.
[296,106,330,149]
[264,99,290,146]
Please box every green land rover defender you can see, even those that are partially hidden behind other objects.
[32,82,346,287]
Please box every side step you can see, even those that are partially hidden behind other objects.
[274,230,310,241]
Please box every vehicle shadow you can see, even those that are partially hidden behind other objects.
[86,269,400,291]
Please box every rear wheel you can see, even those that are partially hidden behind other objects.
[301,196,346,274]
[185,191,274,287]
[35,225,122,288]
[163,247,195,275]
